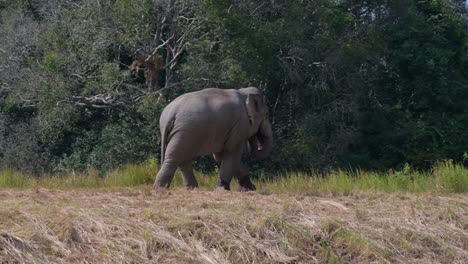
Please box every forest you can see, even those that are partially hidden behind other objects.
[1,1,467,262]
[1,0,467,175]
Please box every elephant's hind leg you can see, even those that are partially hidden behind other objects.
[179,161,198,189]
[154,160,178,188]
[155,132,196,189]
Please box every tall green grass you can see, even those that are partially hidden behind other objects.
[0,160,467,194]
[258,160,468,194]
[432,161,468,193]
[0,168,36,188]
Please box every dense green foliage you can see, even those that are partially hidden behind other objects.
[1,0,467,174]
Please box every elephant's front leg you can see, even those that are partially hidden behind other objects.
[217,148,242,190]
[214,151,256,191]
[237,163,256,191]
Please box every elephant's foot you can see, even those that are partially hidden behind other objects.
[184,185,199,190]
[154,163,177,189]
[238,177,256,192]
[183,178,199,190]
[153,179,171,189]
[215,186,230,193]
[217,178,231,191]
[153,183,167,189]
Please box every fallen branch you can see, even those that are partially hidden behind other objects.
[57,94,132,109]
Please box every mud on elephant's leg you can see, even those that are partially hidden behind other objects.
[236,163,256,191]
[179,161,199,189]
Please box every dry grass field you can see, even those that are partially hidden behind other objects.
[0,187,466,263]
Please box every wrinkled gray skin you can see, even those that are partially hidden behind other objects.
[154,87,273,191]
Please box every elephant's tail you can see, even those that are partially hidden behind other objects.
[160,116,175,164]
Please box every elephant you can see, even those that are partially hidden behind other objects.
[154,87,273,191]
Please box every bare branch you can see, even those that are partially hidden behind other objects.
[145,35,174,62]
[158,79,189,92]
[70,73,102,79]
[167,47,185,70]
[0,83,11,93]
[124,83,148,94]
[251,2,266,15]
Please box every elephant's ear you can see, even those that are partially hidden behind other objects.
[246,94,261,124]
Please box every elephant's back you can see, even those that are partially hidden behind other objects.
[162,88,245,155]
[170,88,241,121]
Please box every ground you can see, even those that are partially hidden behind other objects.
[0,188,466,263]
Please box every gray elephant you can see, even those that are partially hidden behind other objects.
[154,87,273,191]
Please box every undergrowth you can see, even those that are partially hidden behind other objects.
[0,160,466,194]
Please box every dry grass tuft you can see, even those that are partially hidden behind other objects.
[0,188,466,263]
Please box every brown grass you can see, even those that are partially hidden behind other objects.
[0,188,466,263]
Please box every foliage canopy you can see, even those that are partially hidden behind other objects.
[0,0,467,174]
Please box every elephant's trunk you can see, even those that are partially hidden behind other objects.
[249,119,273,160]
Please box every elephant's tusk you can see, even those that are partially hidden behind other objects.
[257,144,263,151]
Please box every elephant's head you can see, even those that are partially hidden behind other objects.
[244,90,273,160]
